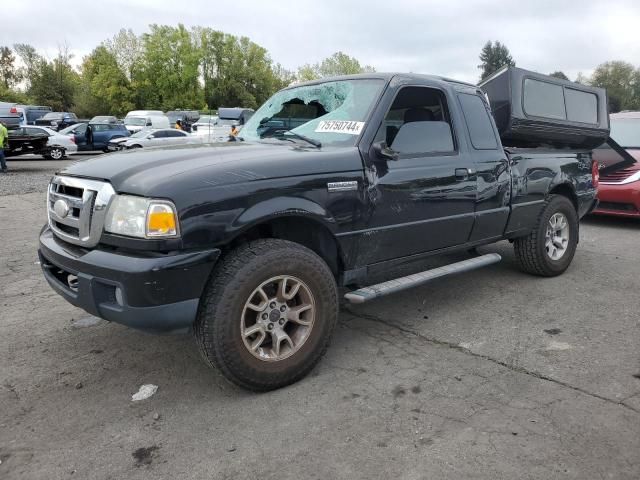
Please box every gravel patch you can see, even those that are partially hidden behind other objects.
[1,156,94,196]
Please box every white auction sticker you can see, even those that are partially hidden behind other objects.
[315,120,365,135]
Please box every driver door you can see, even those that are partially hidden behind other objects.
[358,85,477,265]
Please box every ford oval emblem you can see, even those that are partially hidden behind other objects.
[53,199,70,218]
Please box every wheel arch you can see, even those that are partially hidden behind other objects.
[227,203,344,278]
[548,182,578,212]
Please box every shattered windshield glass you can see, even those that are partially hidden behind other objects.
[239,79,384,147]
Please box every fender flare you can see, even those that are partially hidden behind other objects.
[231,196,338,235]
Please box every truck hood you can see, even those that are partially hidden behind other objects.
[58,141,363,197]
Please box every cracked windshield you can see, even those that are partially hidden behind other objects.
[239,79,384,146]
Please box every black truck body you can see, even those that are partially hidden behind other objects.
[38,72,600,390]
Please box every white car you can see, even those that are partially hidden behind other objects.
[192,116,235,141]
[40,127,78,158]
[11,126,78,159]
[192,115,218,130]
[124,111,169,134]
[107,128,204,151]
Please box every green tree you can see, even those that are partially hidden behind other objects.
[197,27,281,109]
[478,41,515,82]
[318,51,375,77]
[30,46,79,111]
[0,46,21,89]
[549,71,569,81]
[590,61,640,113]
[135,24,204,110]
[104,28,142,81]
[296,64,318,82]
[296,52,375,81]
[271,63,296,91]
[75,46,134,117]
[0,85,30,104]
[13,43,41,90]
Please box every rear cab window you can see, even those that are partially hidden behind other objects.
[457,93,499,150]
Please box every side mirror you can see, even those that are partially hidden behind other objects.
[372,141,399,161]
[146,122,152,127]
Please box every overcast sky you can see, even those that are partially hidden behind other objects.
[3,0,640,84]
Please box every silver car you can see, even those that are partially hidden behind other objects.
[108,128,203,151]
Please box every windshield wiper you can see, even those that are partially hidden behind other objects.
[281,130,322,148]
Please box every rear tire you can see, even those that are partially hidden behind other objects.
[194,239,338,391]
[48,147,64,160]
[514,195,578,277]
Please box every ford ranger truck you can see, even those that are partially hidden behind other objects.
[39,72,600,391]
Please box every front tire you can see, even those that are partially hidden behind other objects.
[194,239,338,391]
[514,195,578,277]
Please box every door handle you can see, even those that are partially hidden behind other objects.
[455,168,474,180]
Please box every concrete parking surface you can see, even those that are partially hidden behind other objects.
[1,159,639,479]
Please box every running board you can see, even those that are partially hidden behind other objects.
[344,253,502,304]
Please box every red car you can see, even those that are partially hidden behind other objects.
[593,111,640,218]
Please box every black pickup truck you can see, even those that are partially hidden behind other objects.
[39,70,601,391]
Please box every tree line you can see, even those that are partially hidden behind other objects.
[478,40,640,112]
[0,25,373,117]
[1,31,639,117]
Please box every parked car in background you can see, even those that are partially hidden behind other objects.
[90,115,119,124]
[124,110,164,132]
[193,108,254,140]
[191,114,218,133]
[61,121,130,152]
[0,102,21,130]
[59,123,87,137]
[7,126,77,159]
[124,114,170,134]
[592,111,640,218]
[125,110,164,118]
[167,110,200,132]
[108,128,202,150]
[16,105,52,126]
[35,112,78,131]
[217,107,254,128]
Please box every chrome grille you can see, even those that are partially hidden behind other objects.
[48,176,116,247]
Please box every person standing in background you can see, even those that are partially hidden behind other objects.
[0,121,8,173]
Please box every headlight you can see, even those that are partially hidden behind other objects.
[104,195,179,238]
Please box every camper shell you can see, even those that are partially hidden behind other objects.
[480,66,609,149]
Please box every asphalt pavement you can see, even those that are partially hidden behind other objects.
[1,158,639,479]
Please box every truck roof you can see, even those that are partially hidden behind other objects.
[286,72,477,90]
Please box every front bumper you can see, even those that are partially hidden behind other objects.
[593,181,640,218]
[39,226,221,333]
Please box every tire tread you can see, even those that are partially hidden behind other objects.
[194,239,338,391]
